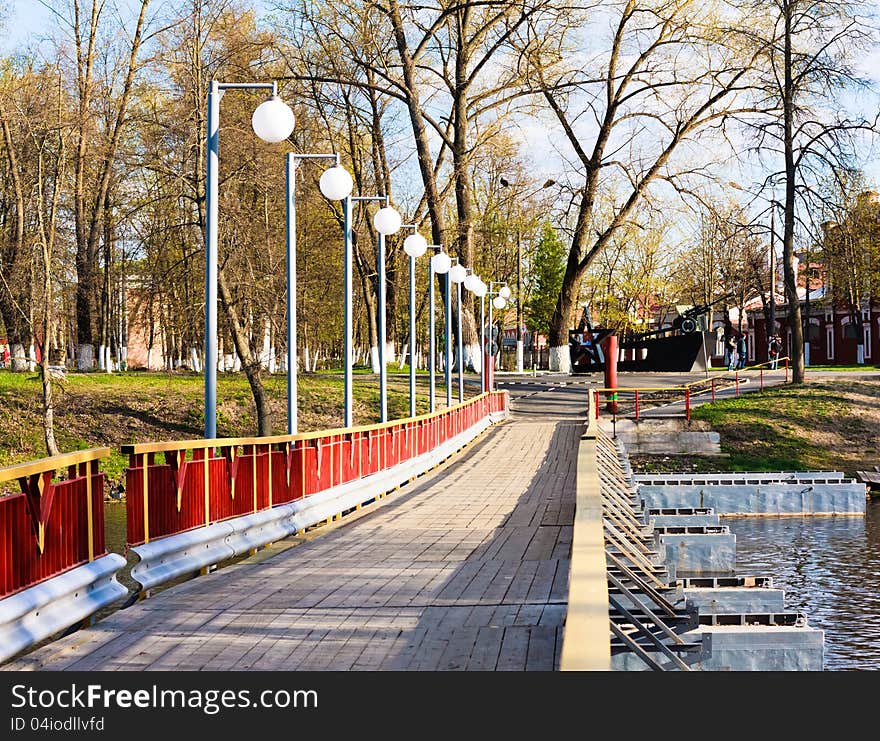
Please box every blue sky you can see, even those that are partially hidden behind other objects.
[1,0,54,53]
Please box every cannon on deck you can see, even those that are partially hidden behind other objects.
[570,295,732,373]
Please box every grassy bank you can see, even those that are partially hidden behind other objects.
[0,369,473,478]
[632,378,880,476]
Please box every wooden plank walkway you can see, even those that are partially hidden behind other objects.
[6,396,582,672]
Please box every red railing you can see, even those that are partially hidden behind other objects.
[590,357,791,422]
[124,391,508,547]
[0,448,110,599]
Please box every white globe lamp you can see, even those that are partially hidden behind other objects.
[318,166,353,200]
[473,280,487,298]
[373,206,402,235]
[493,296,507,310]
[499,285,512,300]
[449,263,467,284]
[431,252,452,274]
[464,273,480,292]
[251,96,295,143]
[403,233,428,258]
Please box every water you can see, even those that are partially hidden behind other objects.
[726,500,880,670]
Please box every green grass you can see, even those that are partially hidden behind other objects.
[634,379,880,476]
[0,368,477,474]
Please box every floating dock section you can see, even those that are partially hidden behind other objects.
[603,438,826,671]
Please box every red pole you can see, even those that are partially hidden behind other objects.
[685,388,691,420]
[594,390,600,419]
[785,357,789,383]
[735,371,740,396]
[601,334,619,414]
[760,366,764,390]
[635,390,639,420]
[711,378,715,403]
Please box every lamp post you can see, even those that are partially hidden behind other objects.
[462,269,485,397]
[449,260,468,403]
[430,248,452,410]
[471,277,488,391]
[427,246,449,411]
[286,155,353,434]
[204,80,295,439]
[342,196,400,426]
[373,203,403,422]
[401,225,429,418]
[486,282,509,390]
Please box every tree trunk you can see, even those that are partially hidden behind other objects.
[72,0,149,370]
[352,232,380,371]
[218,271,272,435]
[0,106,31,373]
[387,0,448,249]
[452,11,479,363]
[783,0,804,383]
[548,256,588,373]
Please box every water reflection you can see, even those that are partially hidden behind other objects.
[726,500,880,671]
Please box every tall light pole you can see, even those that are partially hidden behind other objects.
[463,269,485,396]
[449,260,468,403]
[487,282,509,390]
[205,80,294,439]
[471,277,488,392]
[373,204,403,422]
[286,156,353,434]
[400,225,429,418]
[442,260,453,407]
[770,200,777,342]
[430,248,452,410]
[343,197,400,426]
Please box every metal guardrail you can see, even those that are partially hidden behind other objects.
[563,389,715,670]
[635,472,846,483]
[0,392,509,663]
[0,553,127,664]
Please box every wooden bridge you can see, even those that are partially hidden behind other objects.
[3,384,588,671]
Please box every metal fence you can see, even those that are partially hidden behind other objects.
[0,449,109,599]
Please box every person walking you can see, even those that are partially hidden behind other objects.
[726,333,738,371]
[737,332,748,370]
[768,334,780,370]
[722,320,734,369]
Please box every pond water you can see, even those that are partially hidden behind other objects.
[726,500,880,670]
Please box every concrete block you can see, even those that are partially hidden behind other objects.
[648,514,720,528]
[612,615,824,671]
[683,621,824,671]
[683,587,786,614]
[655,528,736,575]
[638,482,866,515]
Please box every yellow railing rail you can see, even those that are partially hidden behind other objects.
[0,447,111,484]
[560,389,610,670]
[122,391,501,455]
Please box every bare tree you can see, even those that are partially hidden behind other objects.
[741,0,877,382]
[520,0,767,370]
[67,0,151,369]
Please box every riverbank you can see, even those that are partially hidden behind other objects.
[632,377,880,478]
